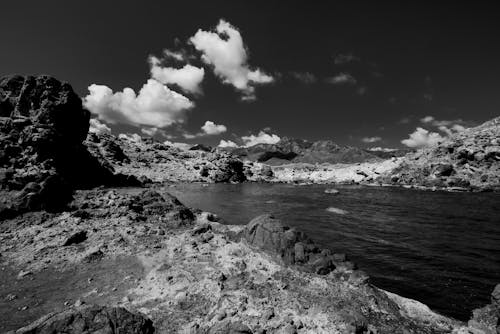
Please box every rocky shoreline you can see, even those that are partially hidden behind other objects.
[1,75,499,333]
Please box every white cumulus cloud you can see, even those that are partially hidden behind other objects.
[218,139,239,148]
[401,127,446,148]
[361,136,381,143]
[88,118,111,134]
[190,19,274,100]
[149,56,205,94]
[83,79,194,128]
[201,120,227,135]
[326,73,357,85]
[241,131,281,147]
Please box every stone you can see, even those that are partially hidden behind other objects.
[244,214,338,275]
[63,231,88,246]
[491,283,500,306]
[9,304,155,334]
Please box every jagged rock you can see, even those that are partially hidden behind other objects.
[63,231,87,246]
[190,144,213,152]
[0,75,139,218]
[9,304,155,334]
[129,190,194,227]
[207,320,252,334]
[243,214,339,275]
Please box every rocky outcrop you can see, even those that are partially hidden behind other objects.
[380,117,500,191]
[9,305,155,334]
[244,214,363,278]
[112,135,246,183]
[0,189,466,333]
[0,75,139,219]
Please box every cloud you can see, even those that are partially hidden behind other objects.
[218,139,239,148]
[241,131,281,147]
[163,49,185,61]
[84,79,194,128]
[201,120,227,135]
[149,56,205,94]
[141,127,161,137]
[420,116,435,123]
[334,53,360,65]
[401,127,446,148]
[325,73,357,85]
[367,147,398,152]
[290,72,317,84]
[361,136,382,143]
[356,86,367,96]
[189,19,274,100]
[88,118,111,134]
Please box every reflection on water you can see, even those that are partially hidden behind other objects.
[167,183,500,320]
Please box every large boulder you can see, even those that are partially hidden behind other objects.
[9,305,155,334]
[244,214,353,275]
[0,75,138,218]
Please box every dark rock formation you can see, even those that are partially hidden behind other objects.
[129,190,195,227]
[0,75,139,219]
[9,304,155,334]
[244,214,357,276]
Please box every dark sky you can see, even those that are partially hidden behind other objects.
[1,1,499,148]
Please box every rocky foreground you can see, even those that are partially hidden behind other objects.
[1,75,499,333]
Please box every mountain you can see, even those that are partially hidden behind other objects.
[226,137,381,165]
[380,116,500,191]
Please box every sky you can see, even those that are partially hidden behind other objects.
[1,1,499,149]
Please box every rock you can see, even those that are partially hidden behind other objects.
[190,144,213,152]
[244,214,338,275]
[9,304,155,334]
[434,163,454,177]
[491,284,500,306]
[208,320,252,334]
[130,190,194,227]
[63,231,87,246]
[0,75,139,218]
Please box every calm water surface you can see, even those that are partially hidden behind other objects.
[167,183,500,320]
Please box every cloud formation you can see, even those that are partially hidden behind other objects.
[141,127,161,137]
[88,118,111,134]
[334,53,360,65]
[361,136,382,143]
[401,127,446,148]
[326,73,357,85]
[368,147,398,152]
[149,56,205,94]
[241,131,281,147]
[290,72,317,84]
[201,120,227,135]
[218,139,239,148]
[84,79,194,128]
[190,19,274,100]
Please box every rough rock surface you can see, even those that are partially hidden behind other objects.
[244,215,359,276]
[467,284,500,334]
[0,75,138,219]
[8,304,155,334]
[110,135,246,183]
[0,189,469,333]
[379,117,500,191]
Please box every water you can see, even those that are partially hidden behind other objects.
[167,183,500,321]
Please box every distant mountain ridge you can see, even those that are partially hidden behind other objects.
[224,137,384,165]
